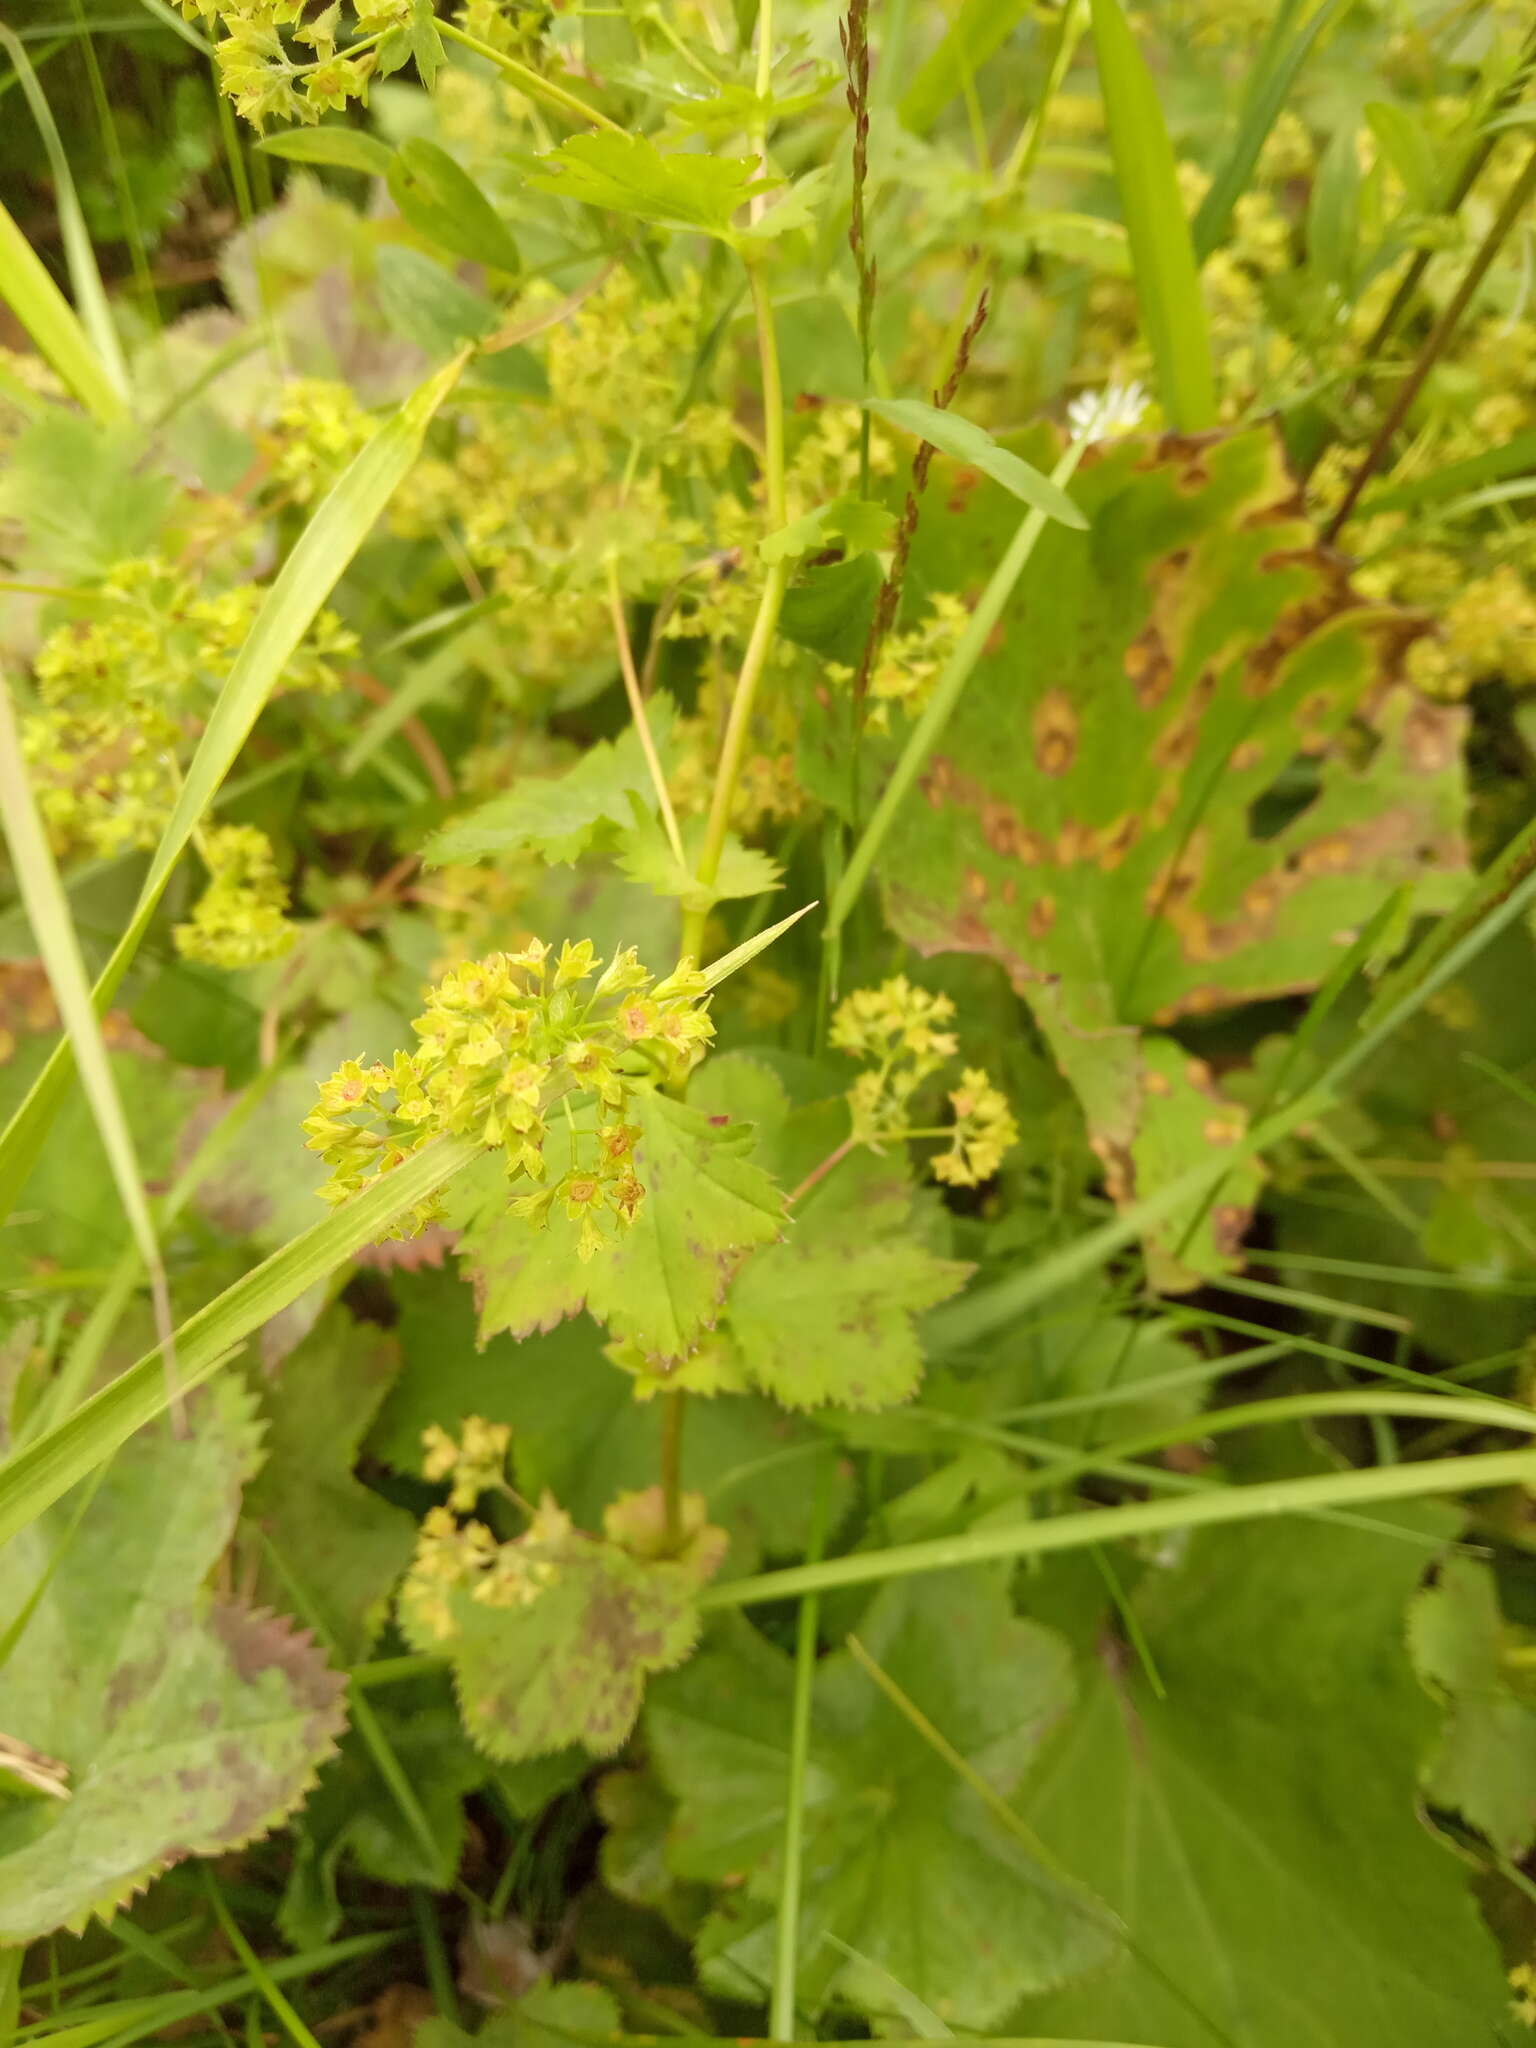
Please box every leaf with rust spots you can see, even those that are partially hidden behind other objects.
[724,1147,971,1410]
[455,1081,786,1363]
[872,425,1466,1281]
[0,1379,346,1943]
[401,1496,727,1762]
[641,1569,1117,2027]
[236,1309,416,1664]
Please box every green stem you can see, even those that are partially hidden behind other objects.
[702,1445,1536,1610]
[606,558,685,865]
[1324,138,1536,540]
[436,18,622,132]
[769,1455,834,2040]
[828,433,1088,935]
[660,1388,687,1553]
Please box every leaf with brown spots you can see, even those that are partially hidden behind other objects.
[0,1379,347,1942]
[872,425,1466,1281]
[401,1489,727,1762]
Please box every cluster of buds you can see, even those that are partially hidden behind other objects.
[420,1417,512,1513]
[832,975,1018,1189]
[303,938,715,1245]
[931,1067,1020,1188]
[175,824,297,970]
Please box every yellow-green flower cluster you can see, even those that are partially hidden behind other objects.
[421,1416,512,1512]
[833,974,961,1146]
[404,1489,572,1641]
[932,1067,1020,1189]
[302,938,715,1245]
[182,0,419,129]
[832,976,1017,1188]
[175,824,297,970]
[260,378,375,504]
[24,557,354,859]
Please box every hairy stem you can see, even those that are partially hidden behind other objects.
[659,1388,686,1553]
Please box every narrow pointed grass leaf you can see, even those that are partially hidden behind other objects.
[1192,0,1356,261]
[1089,0,1216,429]
[0,198,123,424]
[0,665,174,1388]
[0,25,128,407]
[0,1133,480,1548]
[0,349,470,1228]
[863,398,1088,527]
[704,1447,1536,1610]
[700,900,817,988]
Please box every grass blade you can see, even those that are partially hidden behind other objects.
[0,24,129,408]
[1089,0,1216,430]
[0,348,470,1228]
[1192,0,1356,262]
[704,1446,1536,1609]
[0,198,124,424]
[0,665,177,1403]
[0,1133,479,1548]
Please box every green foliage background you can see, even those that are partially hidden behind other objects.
[3,0,1536,2043]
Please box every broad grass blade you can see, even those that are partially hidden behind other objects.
[0,198,124,424]
[0,26,129,409]
[1089,0,1216,430]
[0,666,173,1381]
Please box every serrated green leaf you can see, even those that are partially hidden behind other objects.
[615,797,782,912]
[875,427,1466,1279]
[642,1570,1117,2027]
[864,399,1088,529]
[388,138,520,273]
[256,126,393,176]
[1017,1507,1511,2044]
[527,132,777,236]
[237,1309,415,1665]
[457,1087,786,1361]
[368,1266,850,1576]
[1410,1552,1536,1857]
[0,1381,347,1943]
[423,697,678,868]
[726,1149,970,1411]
